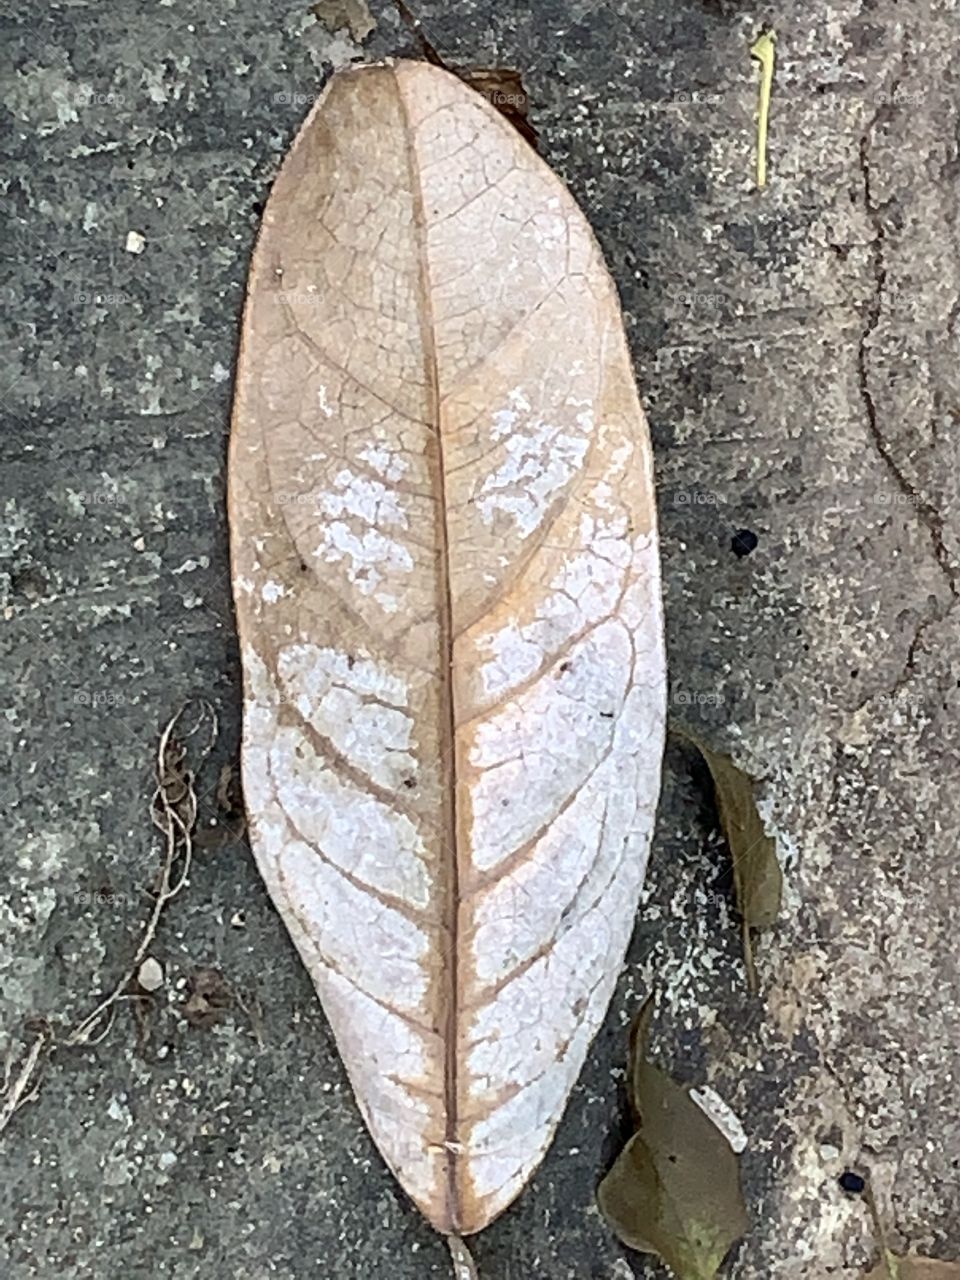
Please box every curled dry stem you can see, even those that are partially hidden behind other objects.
[65,700,217,1047]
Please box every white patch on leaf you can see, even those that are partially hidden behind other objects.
[358,441,409,482]
[476,413,591,537]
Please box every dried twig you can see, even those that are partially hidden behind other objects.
[393,0,445,67]
[65,700,217,1047]
[0,1021,51,1137]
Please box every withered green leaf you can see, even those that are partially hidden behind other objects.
[696,740,781,927]
[673,726,782,988]
[598,1001,748,1278]
[864,1258,960,1279]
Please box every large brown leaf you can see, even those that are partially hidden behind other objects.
[228,60,665,1236]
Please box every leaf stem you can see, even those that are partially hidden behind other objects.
[446,1235,479,1280]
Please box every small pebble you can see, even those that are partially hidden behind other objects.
[138,957,164,992]
[125,230,146,254]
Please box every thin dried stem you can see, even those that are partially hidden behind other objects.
[0,1022,50,1136]
[0,703,217,1141]
[446,1235,479,1280]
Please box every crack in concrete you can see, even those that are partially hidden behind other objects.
[857,68,959,688]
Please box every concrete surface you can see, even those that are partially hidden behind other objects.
[2,0,959,1277]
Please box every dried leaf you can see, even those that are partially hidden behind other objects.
[865,1260,960,1280]
[673,726,781,988]
[195,761,247,850]
[310,0,376,43]
[697,742,781,927]
[599,1003,747,1277]
[229,61,666,1235]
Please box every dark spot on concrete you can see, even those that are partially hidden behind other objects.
[731,529,759,557]
[10,565,48,599]
[724,223,756,254]
[838,1171,866,1195]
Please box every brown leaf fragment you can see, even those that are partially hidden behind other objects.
[699,741,781,926]
[865,1259,960,1279]
[599,1002,748,1278]
[183,967,232,1029]
[310,0,376,43]
[195,761,247,850]
[459,68,539,150]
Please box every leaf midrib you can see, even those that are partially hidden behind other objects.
[396,73,464,1230]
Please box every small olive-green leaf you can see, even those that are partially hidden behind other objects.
[672,724,782,991]
[626,995,656,1119]
[598,1004,748,1279]
[864,1257,960,1279]
[697,740,781,927]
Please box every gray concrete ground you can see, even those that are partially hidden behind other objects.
[2,0,959,1276]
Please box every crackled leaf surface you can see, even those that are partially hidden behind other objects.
[229,60,665,1235]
